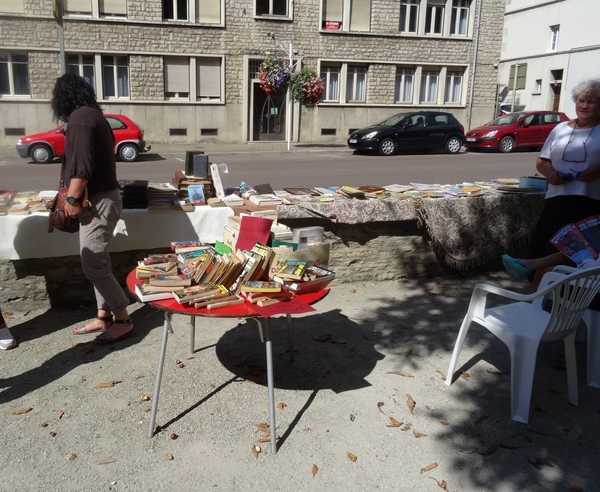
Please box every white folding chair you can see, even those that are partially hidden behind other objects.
[446,266,600,423]
[552,265,600,388]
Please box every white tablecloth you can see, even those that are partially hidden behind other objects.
[0,207,233,260]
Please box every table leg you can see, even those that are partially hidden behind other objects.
[189,315,195,354]
[147,311,173,438]
[264,318,277,454]
[286,314,294,363]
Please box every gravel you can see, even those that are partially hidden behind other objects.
[1,273,599,491]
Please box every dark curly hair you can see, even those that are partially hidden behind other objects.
[50,73,102,122]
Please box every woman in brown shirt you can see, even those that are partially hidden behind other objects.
[51,73,133,343]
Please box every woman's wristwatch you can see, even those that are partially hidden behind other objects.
[65,196,79,205]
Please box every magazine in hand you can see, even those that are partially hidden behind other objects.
[549,215,600,266]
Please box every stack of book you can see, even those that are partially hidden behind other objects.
[147,183,178,209]
[119,179,148,209]
[172,170,213,202]
[240,280,293,306]
[248,194,283,206]
[273,264,336,294]
[135,254,178,279]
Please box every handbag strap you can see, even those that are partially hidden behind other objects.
[59,154,66,189]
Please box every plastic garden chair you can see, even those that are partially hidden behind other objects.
[551,265,600,388]
[446,266,600,423]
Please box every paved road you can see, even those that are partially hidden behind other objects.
[0,144,539,191]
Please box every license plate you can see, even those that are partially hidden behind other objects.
[349,139,357,144]
[466,137,476,142]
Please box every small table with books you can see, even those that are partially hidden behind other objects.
[126,269,329,453]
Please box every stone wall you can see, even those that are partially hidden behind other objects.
[0,219,448,313]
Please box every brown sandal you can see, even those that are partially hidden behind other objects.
[94,318,133,344]
[73,315,113,335]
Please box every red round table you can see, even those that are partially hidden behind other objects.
[127,269,329,453]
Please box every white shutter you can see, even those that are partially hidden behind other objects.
[350,0,370,32]
[99,0,127,15]
[324,0,343,22]
[63,0,92,13]
[198,0,220,23]
[0,0,25,13]
[197,58,221,98]
[165,57,190,93]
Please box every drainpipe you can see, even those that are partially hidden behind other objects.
[467,0,483,131]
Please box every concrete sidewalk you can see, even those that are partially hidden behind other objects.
[1,273,600,491]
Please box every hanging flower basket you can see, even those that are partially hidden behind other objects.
[258,56,291,94]
[290,68,324,109]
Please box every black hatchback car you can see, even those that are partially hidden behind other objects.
[347,111,465,156]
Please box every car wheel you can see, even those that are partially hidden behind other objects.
[445,137,462,154]
[379,138,396,156]
[499,136,515,153]
[30,144,53,164]
[118,143,139,162]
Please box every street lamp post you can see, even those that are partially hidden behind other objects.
[53,0,66,75]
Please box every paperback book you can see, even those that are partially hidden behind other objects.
[550,215,600,266]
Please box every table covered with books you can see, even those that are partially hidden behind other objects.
[0,206,234,260]
[126,268,330,453]
[277,191,546,271]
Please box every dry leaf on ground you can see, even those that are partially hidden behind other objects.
[440,421,450,426]
[406,394,416,414]
[387,371,414,378]
[412,429,427,438]
[312,334,333,342]
[349,288,356,293]
[430,478,449,491]
[436,370,446,379]
[420,462,438,473]
[165,454,174,460]
[401,424,411,431]
[349,414,355,421]
[486,369,505,376]
[252,445,261,458]
[477,445,498,456]
[387,417,403,428]
[95,380,122,389]
[377,402,385,414]
[312,464,318,477]
[404,348,413,357]
[253,423,270,432]
[347,452,357,462]
[474,415,488,425]
[12,407,32,415]
[66,453,76,460]
[276,402,287,410]
[140,394,150,401]
[460,372,470,380]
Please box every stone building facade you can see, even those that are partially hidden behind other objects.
[0,0,504,148]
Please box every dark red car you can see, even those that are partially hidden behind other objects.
[16,114,150,163]
[465,110,569,153]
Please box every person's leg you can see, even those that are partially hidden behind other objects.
[78,190,132,341]
[0,306,16,350]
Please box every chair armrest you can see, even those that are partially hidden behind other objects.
[553,265,578,275]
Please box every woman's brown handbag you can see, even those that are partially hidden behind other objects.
[48,157,88,233]
[48,187,80,233]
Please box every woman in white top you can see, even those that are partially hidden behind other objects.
[528,79,600,259]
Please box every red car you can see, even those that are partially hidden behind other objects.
[16,114,150,163]
[465,110,569,153]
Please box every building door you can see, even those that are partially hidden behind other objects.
[252,83,286,141]
[551,83,561,111]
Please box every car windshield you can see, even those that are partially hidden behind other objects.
[487,112,527,126]
[372,113,411,126]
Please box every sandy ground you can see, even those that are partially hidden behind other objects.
[1,273,599,492]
